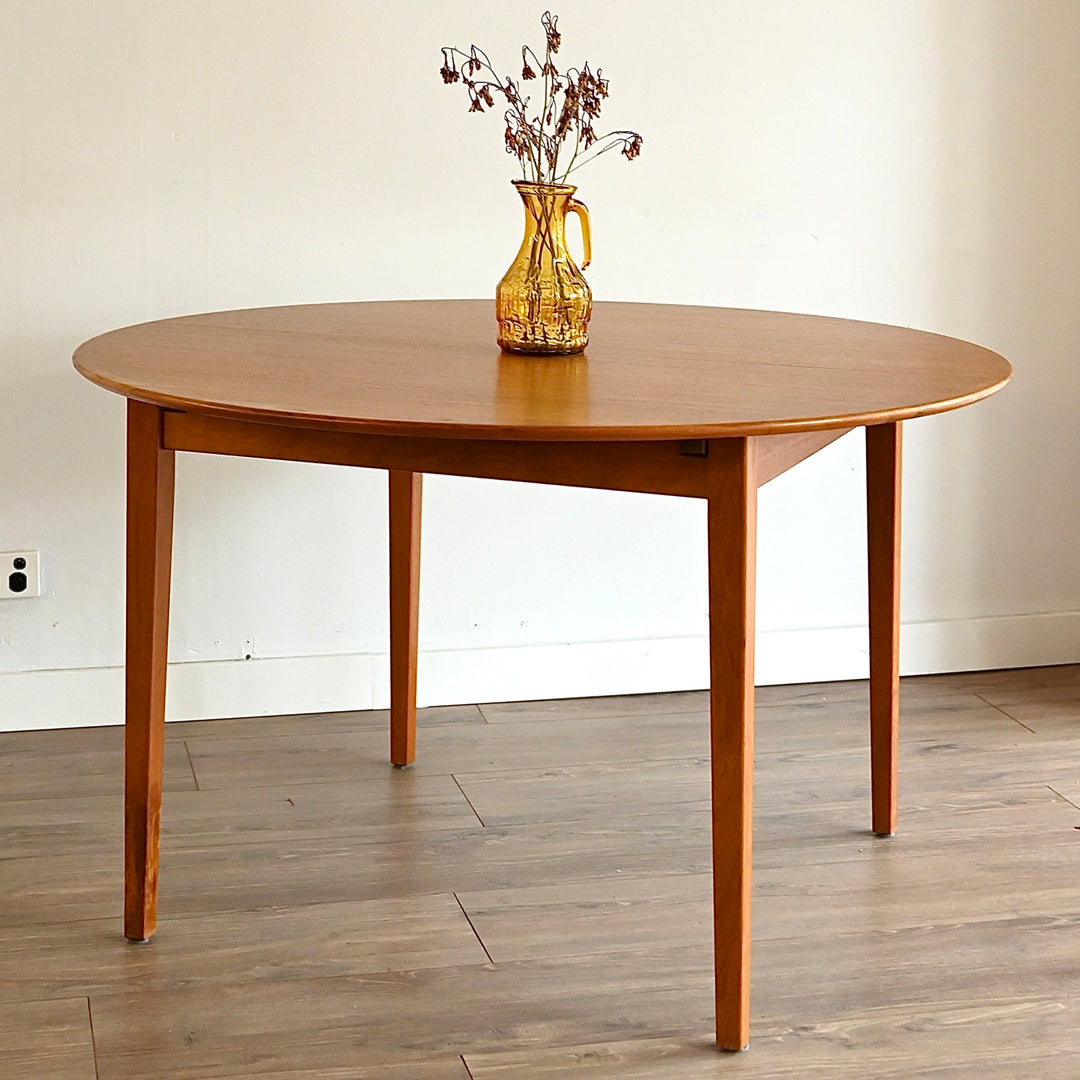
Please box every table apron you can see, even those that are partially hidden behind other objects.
[161,410,854,498]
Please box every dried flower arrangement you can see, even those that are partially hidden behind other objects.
[440,11,643,184]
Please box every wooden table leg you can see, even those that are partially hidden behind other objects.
[866,422,902,837]
[388,470,422,766]
[124,400,175,942]
[706,438,757,1051]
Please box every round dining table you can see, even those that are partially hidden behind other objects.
[74,299,1011,1050]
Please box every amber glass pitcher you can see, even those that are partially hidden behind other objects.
[496,180,593,355]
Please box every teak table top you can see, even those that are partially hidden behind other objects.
[74,299,1012,440]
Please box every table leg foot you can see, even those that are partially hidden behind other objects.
[866,422,901,837]
[124,401,175,942]
[707,438,757,1051]
[389,470,421,766]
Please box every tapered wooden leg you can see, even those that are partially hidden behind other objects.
[706,438,757,1051]
[124,400,175,942]
[866,422,902,837]
[389,470,422,766]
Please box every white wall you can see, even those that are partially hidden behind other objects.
[2,0,1078,731]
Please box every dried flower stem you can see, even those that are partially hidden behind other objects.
[440,11,642,185]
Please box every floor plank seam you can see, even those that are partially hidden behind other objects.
[183,741,201,789]
[452,775,487,827]
[445,752,713,780]
[977,695,1038,734]
[454,892,495,966]
[86,995,100,1080]
[1047,784,1080,813]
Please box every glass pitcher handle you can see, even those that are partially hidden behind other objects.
[568,198,592,269]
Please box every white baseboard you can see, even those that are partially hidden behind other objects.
[2,610,1078,732]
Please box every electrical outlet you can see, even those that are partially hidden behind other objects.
[1,551,41,598]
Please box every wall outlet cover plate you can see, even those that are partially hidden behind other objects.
[2,551,41,598]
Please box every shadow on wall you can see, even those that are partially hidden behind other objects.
[910,2,1080,631]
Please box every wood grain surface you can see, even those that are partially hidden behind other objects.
[2,667,1078,1078]
[123,400,175,942]
[74,300,1011,440]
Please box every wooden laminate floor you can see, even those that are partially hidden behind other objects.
[2,665,1079,1078]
